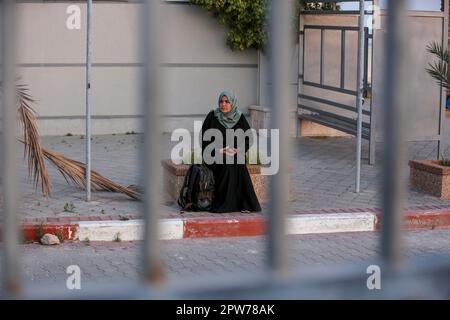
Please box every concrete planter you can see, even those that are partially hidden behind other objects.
[161,160,269,204]
[409,160,450,199]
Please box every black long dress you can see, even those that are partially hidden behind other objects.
[201,110,261,213]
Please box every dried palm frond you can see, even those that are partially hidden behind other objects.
[40,147,141,200]
[7,81,140,200]
[15,83,52,197]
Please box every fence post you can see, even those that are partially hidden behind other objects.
[355,0,365,192]
[141,0,165,285]
[0,0,21,296]
[268,0,294,277]
[381,0,409,268]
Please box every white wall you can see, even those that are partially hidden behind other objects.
[16,2,258,135]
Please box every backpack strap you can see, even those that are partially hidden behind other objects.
[177,165,193,209]
[177,165,201,211]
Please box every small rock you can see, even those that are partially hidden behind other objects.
[40,233,60,245]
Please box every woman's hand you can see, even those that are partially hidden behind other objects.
[219,147,237,156]
[226,147,237,156]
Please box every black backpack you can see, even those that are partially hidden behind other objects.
[178,164,215,212]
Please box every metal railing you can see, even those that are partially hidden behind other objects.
[298,0,373,192]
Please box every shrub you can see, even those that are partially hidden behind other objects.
[190,0,339,51]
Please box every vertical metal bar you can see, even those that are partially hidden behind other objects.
[369,107,376,164]
[268,0,293,277]
[340,30,346,89]
[0,0,21,296]
[363,28,369,91]
[381,0,409,267]
[85,0,92,202]
[141,0,164,284]
[355,0,365,193]
[320,28,325,85]
[297,13,302,139]
[437,0,449,159]
[302,29,306,83]
[257,50,261,106]
[369,1,377,166]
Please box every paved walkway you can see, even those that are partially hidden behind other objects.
[5,229,450,286]
[11,118,450,220]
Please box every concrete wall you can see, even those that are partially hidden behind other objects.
[16,1,258,135]
[372,10,446,142]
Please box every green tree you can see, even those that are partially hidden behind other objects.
[426,41,450,90]
[190,0,339,51]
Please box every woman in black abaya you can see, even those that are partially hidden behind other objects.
[201,91,261,213]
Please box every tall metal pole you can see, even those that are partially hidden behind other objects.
[85,0,92,202]
[267,0,294,277]
[381,0,409,268]
[141,0,164,284]
[355,0,365,193]
[1,0,21,296]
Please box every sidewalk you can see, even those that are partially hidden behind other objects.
[7,118,450,241]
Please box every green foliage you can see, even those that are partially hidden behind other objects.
[426,42,450,90]
[181,149,203,165]
[190,0,267,51]
[190,0,339,51]
[440,153,450,167]
[245,149,265,165]
[303,2,339,11]
[63,202,76,213]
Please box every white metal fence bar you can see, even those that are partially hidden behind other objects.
[381,0,409,268]
[355,0,365,193]
[0,0,21,297]
[267,0,294,277]
[141,0,165,284]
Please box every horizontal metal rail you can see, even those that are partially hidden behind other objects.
[298,93,371,116]
[304,25,360,31]
[298,103,371,129]
[301,10,374,15]
[302,80,358,96]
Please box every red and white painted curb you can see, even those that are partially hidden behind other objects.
[12,207,450,242]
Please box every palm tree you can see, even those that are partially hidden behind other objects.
[426,41,450,90]
[1,82,140,200]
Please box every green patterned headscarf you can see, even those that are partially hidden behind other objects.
[214,91,242,129]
